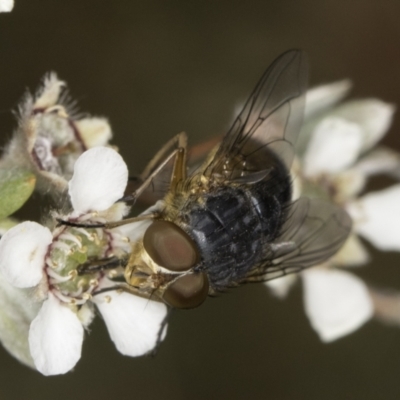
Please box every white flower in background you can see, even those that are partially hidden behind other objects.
[0,0,13,12]
[0,147,167,375]
[1,73,113,193]
[268,80,400,342]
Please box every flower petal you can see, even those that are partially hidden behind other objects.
[94,281,168,357]
[29,294,84,375]
[34,73,65,109]
[303,269,373,342]
[354,146,400,179]
[0,221,52,288]
[330,168,366,201]
[303,117,363,176]
[304,80,352,119]
[348,184,400,251]
[265,274,297,299]
[0,0,14,12]
[68,147,128,213]
[332,233,370,267]
[75,117,112,148]
[331,99,395,152]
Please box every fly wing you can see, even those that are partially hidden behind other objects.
[203,50,308,181]
[125,169,174,205]
[243,198,352,283]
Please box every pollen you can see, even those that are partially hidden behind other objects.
[82,293,92,300]
[91,234,100,245]
[77,279,86,288]
[68,270,78,279]
[78,246,88,254]
[89,278,99,287]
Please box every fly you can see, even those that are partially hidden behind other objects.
[65,49,352,310]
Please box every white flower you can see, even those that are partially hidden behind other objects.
[268,80,398,342]
[0,147,167,375]
[301,81,398,259]
[0,0,13,12]
[302,269,373,342]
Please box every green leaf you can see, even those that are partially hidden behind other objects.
[0,168,36,219]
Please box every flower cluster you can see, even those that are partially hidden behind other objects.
[1,73,112,193]
[267,80,400,341]
[0,72,400,376]
[0,147,167,375]
[0,75,167,375]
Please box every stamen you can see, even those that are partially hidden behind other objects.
[96,228,104,240]
[58,232,82,248]
[78,212,105,223]
[77,279,87,289]
[52,240,71,253]
[52,290,87,306]
[74,228,93,239]
[68,270,78,279]
[78,245,88,254]
[47,268,72,282]
[52,290,73,303]
[45,257,58,269]
[89,278,99,287]
[91,233,100,245]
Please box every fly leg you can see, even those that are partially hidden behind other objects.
[56,212,159,229]
[58,132,188,229]
[56,157,166,228]
[169,134,188,192]
[91,283,164,304]
[121,137,185,203]
[124,132,188,200]
[140,131,187,182]
[77,256,127,276]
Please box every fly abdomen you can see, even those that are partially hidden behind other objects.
[183,172,291,290]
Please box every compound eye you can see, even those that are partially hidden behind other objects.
[163,272,209,309]
[143,221,198,271]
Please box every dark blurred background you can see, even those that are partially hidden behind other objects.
[1,1,400,399]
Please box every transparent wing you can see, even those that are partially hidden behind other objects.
[203,50,308,181]
[243,198,352,283]
[128,136,222,206]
